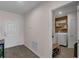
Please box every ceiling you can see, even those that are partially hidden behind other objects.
[0,1,41,15]
[54,2,77,18]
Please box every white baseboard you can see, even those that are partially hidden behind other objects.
[24,44,40,58]
[5,43,24,49]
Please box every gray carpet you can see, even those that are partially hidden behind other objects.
[4,45,39,58]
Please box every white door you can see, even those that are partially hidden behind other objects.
[77,5,79,58]
[4,19,19,48]
[68,12,77,48]
[3,15,23,48]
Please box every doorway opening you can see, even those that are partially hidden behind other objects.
[55,16,68,47]
[52,2,77,58]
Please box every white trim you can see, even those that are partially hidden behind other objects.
[24,44,40,58]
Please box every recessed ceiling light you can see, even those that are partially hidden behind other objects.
[58,11,62,15]
[17,1,24,5]
[17,1,24,3]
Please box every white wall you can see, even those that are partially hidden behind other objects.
[68,12,77,48]
[24,6,51,57]
[0,11,24,48]
[24,1,71,58]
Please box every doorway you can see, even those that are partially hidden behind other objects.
[55,16,68,47]
[52,2,77,58]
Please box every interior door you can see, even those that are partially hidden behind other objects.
[77,5,79,58]
[4,19,18,48]
[68,11,77,48]
[4,16,21,48]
